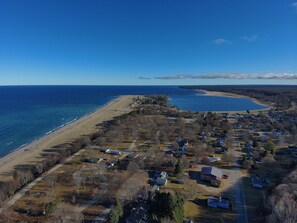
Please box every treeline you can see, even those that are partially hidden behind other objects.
[265,166,297,223]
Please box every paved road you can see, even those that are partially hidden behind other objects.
[230,127,248,223]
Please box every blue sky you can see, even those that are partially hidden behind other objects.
[0,0,297,85]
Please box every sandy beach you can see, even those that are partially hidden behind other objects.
[0,95,138,182]
[197,90,271,113]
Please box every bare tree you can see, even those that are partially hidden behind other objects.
[243,159,253,170]
[96,137,106,147]
[73,171,82,194]
[127,161,140,174]
[46,173,57,192]
[17,169,33,186]
[86,148,96,163]
[222,151,235,165]
[268,197,297,223]
[97,162,107,176]
[48,202,84,223]
[171,141,179,150]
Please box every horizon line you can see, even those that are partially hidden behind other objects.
[1,84,297,87]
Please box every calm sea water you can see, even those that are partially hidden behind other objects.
[0,86,266,156]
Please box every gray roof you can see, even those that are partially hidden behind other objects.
[201,167,222,178]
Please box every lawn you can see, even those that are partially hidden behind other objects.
[184,197,236,223]
[241,175,265,223]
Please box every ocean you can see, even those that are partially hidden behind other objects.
[0,86,267,156]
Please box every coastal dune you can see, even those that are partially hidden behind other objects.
[0,95,137,182]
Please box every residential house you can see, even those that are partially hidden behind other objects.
[235,123,242,129]
[259,134,269,142]
[106,162,115,168]
[92,211,110,223]
[99,147,109,153]
[125,203,149,223]
[154,171,168,179]
[177,138,188,151]
[251,176,263,188]
[200,166,222,187]
[288,146,297,152]
[106,149,122,155]
[208,156,221,163]
[245,142,254,151]
[215,139,225,147]
[272,130,282,138]
[207,196,230,209]
[154,171,168,186]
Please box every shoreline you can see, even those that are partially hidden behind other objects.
[2,96,118,158]
[196,90,271,113]
[0,95,138,181]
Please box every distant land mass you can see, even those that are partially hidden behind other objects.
[180,85,297,109]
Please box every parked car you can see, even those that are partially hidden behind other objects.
[222,174,228,179]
